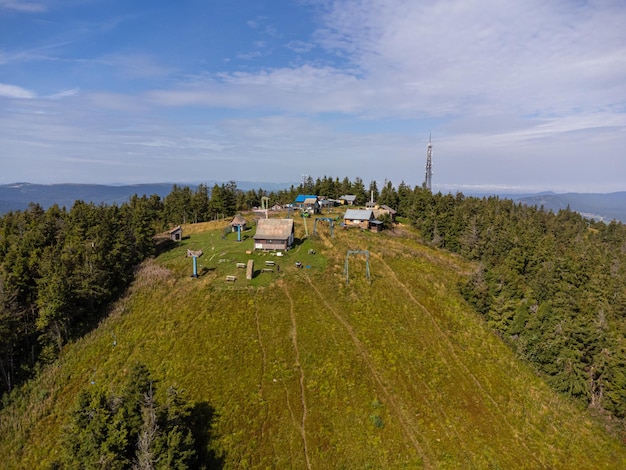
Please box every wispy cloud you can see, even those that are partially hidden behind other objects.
[313,0,626,118]
[0,42,69,65]
[138,0,625,124]
[98,54,173,79]
[0,0,46,13]
[0,83,36,99]
[48,88,79,99]
[2,0,625,190]
[286,40,315,53]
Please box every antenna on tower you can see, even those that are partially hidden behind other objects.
[423,133,433,191]
[301,173,310,192]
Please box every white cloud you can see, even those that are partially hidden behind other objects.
[0,0,46,13]
[313,0,626,117]
[139,0,626,124]
[286,40,315,53]
[0,83,36,99]
[2,0,625,190]
[48,88,79,99]
[99,54,173,79]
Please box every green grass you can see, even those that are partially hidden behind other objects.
[1,218,625,468]
[157,219,327,287]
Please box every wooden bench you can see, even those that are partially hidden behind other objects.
[236,263,246,268]
[265,260,275,266]
[262,268,274,273]
[225,275,237,282]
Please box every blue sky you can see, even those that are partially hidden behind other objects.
[1,0,625,193]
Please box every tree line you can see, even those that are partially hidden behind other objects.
[407,191,626,425]
[1,178,625,429]
[0,178,389,396]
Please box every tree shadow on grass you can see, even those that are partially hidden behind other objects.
[190,401,225,469]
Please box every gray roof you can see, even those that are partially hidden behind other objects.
[339,195,357,202]
[344,209,374,221]
[230,214,247,226]
[303,197,318,205]
[379,205,397,214]
[253,218,294,240]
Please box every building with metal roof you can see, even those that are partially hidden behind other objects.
[253,218,295,250]
[343,209,374,229]
[339,195,357,205]
[295,194,318,204]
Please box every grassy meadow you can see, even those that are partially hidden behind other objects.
[1,214,625,468]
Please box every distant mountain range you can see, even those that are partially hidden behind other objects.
[0,183,624,223]
[0,183,176,214]
[0,181,294,216]
[513,192,626,223]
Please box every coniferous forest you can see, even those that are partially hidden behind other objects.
[1,176,625,452]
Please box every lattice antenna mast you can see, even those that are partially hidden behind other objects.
[423,133,433,191]
[301,173,310,192]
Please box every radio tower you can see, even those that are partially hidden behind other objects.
[423,133,433,191]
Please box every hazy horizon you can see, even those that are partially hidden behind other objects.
[2,1,625,193]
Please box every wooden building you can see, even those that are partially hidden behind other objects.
[338,195,357,205]
[295,194,317,205]
[230,214,248,232]
[369,219,384,233]
[168,225,183,241]
[253,218,295,251]
[302,197,320,214]
[373,204,397,222]
[343,209,374,229]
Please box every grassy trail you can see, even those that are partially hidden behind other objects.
[372,250,546,467]
[282,281,312,469]
[303,272,433,467]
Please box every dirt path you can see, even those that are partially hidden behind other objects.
[282,283,312,470]
[372,252,546,468]
[304,274,434,468]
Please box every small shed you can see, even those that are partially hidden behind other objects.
[230,214,248,232]
[254,218,295,251]
[343,209,374,229]
[374,205,397,222]
[339,195,357,205]
[369,220,384,233]
[169,225,183,242]
[319,198,336,209]
[303,197,320,214]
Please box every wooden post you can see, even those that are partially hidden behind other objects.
[246,259,254,280]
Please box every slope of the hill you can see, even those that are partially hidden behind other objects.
[1,218,625,469]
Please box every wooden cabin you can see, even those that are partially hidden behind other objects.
[168,225,183,241]
[343,209,374,229]
[253,218,295,251]
[230,214,248,232]
[338,195,357,205]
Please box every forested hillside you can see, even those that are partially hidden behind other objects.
[0,198,157,391]
[407,191,626,425]
[0,177,625,467]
